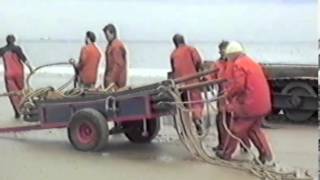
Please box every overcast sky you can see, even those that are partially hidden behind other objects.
[318,0,320,39]
[0,0,317,42]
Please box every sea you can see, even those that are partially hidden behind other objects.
[0,40,317,89]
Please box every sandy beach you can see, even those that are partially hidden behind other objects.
[0,0,317,179]
[0,80,317,180]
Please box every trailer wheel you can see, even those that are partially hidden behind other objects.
[281,82,316,123]
[68,108,109,151]
[122,119,160,143]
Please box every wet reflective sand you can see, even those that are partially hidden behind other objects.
[0,98,317,180]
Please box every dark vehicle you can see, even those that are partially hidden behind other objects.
[203,61,318,123]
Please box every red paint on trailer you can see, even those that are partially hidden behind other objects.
[0,122,67,133]
[77,121,98,145]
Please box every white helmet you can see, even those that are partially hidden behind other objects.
[225,41,244,55]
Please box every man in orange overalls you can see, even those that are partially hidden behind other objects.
[216,41,273,164]
[0,35,32,118]
[77,31,103,88]
[170,34,204,135]
[211,41,251,153]
[103,24,127,89]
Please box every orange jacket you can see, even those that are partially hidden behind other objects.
[78,44,101,85]
[210,59,231,80]
[105,39,127,88]
[0,44,26,80]
[209,60,232,109]
[170,45,203,120]
[170,45,202,82]
[225,55,271,117]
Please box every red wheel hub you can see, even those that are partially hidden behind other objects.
[77,121,97,144]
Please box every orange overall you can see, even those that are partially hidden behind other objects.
[105,39,127,88]
[211,60,251,150]
[78,44,102,87]
[222,54,272,160]
[171,45,203,120]
[0,45,27,115]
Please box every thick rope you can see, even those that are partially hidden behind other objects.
[167,87,313,180]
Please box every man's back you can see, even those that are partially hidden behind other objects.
[0,44,27,79]
[232,55,271,117]
[171,45,201,79]
[79,44,101,85]
[0,41,28,118]
[0,44,27,62]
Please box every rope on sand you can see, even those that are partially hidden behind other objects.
[166,86,313,180]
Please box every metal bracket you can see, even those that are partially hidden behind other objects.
[142,119,149,137]
[105,96,117,114]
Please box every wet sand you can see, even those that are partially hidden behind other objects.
[0,132,259,180]
[0,79,317,180]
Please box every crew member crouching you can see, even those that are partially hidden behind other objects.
[216,41,273,164]
[210,41,251,153]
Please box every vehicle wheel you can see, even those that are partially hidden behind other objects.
[68,108,109,151]
[122,118,160,143]
[281,82,316,123]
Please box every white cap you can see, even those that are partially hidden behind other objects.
[225,41,244,55]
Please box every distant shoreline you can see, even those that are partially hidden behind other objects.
[0,39,315,44]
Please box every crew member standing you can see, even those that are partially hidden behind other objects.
[170,34,204,135]
[216,41,273,164]
[77,31,104,88]
[102,24,128,89]
[0,35,32,118]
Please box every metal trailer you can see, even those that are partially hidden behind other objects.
[0,83,172,151]
[0,70,220,151]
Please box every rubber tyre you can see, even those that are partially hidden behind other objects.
[281,82,316,123]
[122,119,160,143]
[68,108,109,151]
